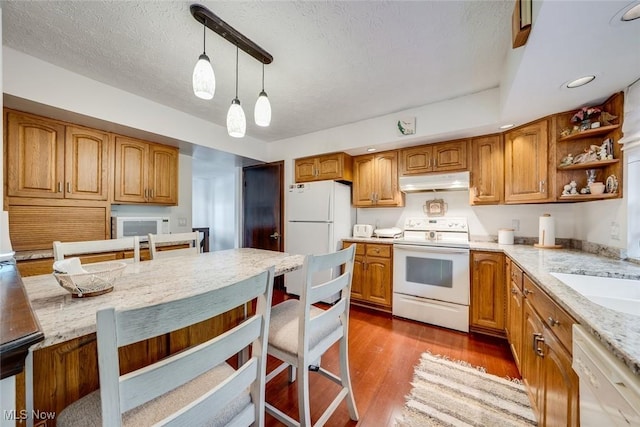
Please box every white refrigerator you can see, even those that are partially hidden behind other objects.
[285,180,353,301]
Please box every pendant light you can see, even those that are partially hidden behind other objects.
[254,63,271,127]
[227,45,246,138]
[192,18,215,100]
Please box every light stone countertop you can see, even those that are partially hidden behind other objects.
[343,237,640,376]
[21,248,304,350]
[474,242,640,376]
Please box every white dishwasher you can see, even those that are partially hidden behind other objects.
[572,325,640,427]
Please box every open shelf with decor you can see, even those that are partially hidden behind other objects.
[554,92,624,201]
[557,124,620,142]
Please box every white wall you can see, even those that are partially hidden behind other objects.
[354,191,576,242]
[192,167,240,252]
[111,154,193,233]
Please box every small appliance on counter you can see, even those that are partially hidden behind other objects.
[374,227,403,238]
[353,224,374,238]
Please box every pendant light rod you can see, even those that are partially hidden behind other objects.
[190,4,273,65]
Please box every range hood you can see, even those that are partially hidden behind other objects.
[399,171,470,193]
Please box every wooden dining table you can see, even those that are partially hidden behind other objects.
[18,248,304,427]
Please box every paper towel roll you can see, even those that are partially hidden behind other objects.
[538,214,555,247]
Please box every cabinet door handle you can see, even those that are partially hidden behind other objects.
[57,182,62,193]
[547,316,560,327]
[534,333,545,357]
[523,288,533,296]
[539,180,545,193]
[66,182,71,193]
[511,287,518,295]
[150,189,154,198]
[428,159,432,168]
[144,189,148,199]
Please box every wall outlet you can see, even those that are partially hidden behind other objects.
[178,217,187,227]
[512,219,520,231]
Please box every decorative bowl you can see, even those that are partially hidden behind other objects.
[53,262,127,298]
[588,182,605,195]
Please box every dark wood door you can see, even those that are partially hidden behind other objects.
[243,161,284,253]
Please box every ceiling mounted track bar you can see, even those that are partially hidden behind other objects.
[190,4,273,65]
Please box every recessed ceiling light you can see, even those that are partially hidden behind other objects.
[566,75,596,88]
[499,124,514,130]
[367,148,376,152]
[622,3,640,21]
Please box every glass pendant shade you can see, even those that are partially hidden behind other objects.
[227,98,246,138]
[192,53,215,100]
[254,90,271,127]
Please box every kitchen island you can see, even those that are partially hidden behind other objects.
[18,248,304,426]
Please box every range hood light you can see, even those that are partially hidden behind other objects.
[399,171,470,193]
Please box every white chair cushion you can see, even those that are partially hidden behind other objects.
[268,300,341,358]
[57,363,250,426]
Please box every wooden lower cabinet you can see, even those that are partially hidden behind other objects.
[514,267,579,427]
[506,259,524,370]
[342,241,392,312]
[17,307,245,426]
[469,251,505,337]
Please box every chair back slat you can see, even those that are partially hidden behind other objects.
[148,231,200,259]
[307,272,350,305]
[53,237,140,262]
[159,358,258,427]
[120,316,261,411]
[96,267,274,425]
[115,271,267,346]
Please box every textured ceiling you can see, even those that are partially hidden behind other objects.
[3,0,639,150]
[1,0,512,142]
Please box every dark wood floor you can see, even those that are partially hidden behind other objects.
[264,294,519,426]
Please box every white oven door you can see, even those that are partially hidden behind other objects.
[393,244,470,305]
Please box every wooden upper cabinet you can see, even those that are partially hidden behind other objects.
[114,136,178,205]
[114,136,148,203]
[504,119,552,203]
[353,151,404,207]
[6,111,108,200]
[65,126,109,200]
[7,112,65,198]
[148,144,178,204]
[470,134,504,205]
[400,139,468,175]
[294,152,352,183]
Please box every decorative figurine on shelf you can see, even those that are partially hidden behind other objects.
[562,180,578,196]
[600,111,618,126]
[592,141,612,160]
[571,106,602,131]
[573,146,598,164]
[560,154,574,167]
[560,128,572,138]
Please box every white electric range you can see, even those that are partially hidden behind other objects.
[392,217,470,332]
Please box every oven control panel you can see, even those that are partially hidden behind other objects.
[403,217,468,232]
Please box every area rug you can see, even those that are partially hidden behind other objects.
[395,352,537,427]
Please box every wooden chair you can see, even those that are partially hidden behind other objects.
[265,245,358,426]
[53,237,140,263]
[148,231,200,259]
[57,266,275,427]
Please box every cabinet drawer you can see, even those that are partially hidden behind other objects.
[510,261,523,290]
[342,241,365,256]
[524,275,575,352]
[365,244,391,258]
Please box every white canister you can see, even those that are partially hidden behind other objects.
[498,228,514,245]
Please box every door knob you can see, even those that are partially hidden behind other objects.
[269,231,280,239]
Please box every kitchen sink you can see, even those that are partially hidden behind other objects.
[550,272,640,317]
